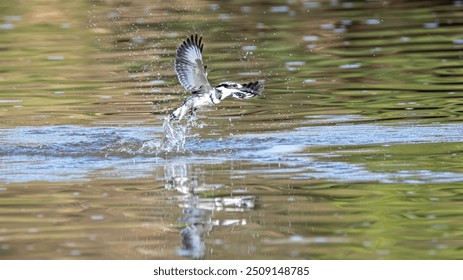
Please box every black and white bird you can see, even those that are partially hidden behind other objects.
[170,34,264,120]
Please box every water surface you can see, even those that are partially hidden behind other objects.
[1,0,463,259]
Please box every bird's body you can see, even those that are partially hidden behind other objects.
[170,34,264,120]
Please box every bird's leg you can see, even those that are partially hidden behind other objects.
[169,107,181,121]
[189,108,197,118]
[169,96,194,121]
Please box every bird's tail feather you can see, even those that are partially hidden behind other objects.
[233,80,264,99]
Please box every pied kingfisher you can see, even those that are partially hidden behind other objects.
[169,34,264,120]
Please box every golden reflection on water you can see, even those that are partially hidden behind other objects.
[1,0,463,259]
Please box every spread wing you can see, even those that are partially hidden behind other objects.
[174,34,212,94]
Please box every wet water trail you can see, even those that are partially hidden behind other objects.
[1,120,462,184]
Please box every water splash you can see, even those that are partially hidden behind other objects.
[162,117,188,152]
[102,116,202,155]
[161,116,202,152]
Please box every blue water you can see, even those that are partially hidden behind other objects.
[1,119,462,184]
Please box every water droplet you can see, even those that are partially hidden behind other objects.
[131,37,144,44]
[376,249,390,256]
[303,35,318,41]
[320,23,335,29]
[401,36,410,42]
[241,45,256,51]
[27,228,38,233]
[70,249,81,256]
[47,56,64,61]
[423,22,439,29]
[339,63,361,69]
[363,19,381,25]
[107,11,119,19]
[287,235,304,243]
[362,241,372,247]
[270,6,289,13]
[91,215,104,221]
[342,2,354,8]
[149,80,165,86]
[218,14,230,21]
[0,23,15,30]
[303,2,321,8]
[256,23,268,29]
[209,3,219,11]
[307,44,317,49]
[241,6,252,13]
[5,15,22,22]
[340,19,352,25]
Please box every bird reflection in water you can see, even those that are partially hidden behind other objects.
[163,162,255,259]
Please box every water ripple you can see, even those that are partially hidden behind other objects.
[1,120,462,184]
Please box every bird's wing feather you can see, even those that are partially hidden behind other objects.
[175,35,212,94]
